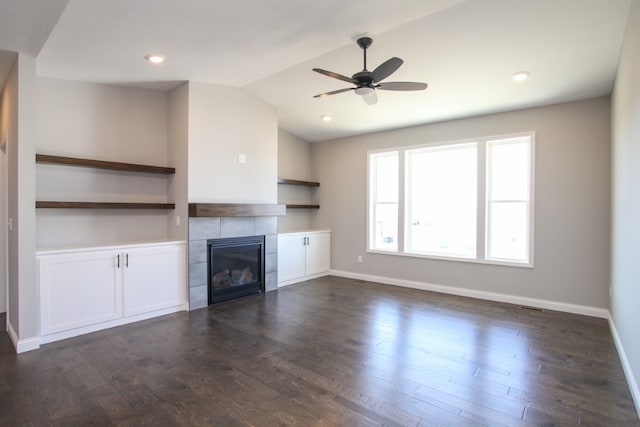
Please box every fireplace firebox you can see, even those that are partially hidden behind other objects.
[207,235,265,304]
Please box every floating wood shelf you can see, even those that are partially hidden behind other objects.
[189,203,286,217]
[36,154,175,175]
[286,204,320,209]
[278,178,320,187]
[36,201,175,210]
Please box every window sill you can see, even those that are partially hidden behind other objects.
[366,249,534,269]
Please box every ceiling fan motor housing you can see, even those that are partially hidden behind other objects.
[352,70,374,86]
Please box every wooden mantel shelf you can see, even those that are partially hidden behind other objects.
[189,203,286,217]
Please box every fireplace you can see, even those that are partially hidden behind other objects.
[207,235,265,304]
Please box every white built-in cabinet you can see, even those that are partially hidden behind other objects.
[277,230,331,286]
[37,240,186,343]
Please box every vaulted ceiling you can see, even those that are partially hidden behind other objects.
[0,0,632,141]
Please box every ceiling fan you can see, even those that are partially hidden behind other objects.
[313,36,428,105]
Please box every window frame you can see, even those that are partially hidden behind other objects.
[485,136,534,265]
[367,150,400,253]
[366,132,535,268]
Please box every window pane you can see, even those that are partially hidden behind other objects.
[374,152,398,202]
[488,139,529,201]
[373,203,398,251]
[406,144,477,258]
[370,151,398,251]
[486,137,531,263]
[487,202,528,261]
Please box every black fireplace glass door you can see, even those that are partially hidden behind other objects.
[208,236,264,304]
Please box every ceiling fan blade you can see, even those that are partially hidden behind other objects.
[376,81,428,91]
[372,57,403,83]
[313,87,355,98]
[312,68,356,84]
[363,90,378,105]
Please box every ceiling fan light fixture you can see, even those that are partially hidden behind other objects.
[354,86,375,96]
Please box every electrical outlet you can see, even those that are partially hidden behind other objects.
[238,154,247,164]
[357,255,363,263]
[175,215,181,226]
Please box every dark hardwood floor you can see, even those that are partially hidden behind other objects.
[1,276,638,426]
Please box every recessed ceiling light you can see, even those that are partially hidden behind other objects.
[321,115,332,122]
[145,54,165,64]
[512,71,530,82]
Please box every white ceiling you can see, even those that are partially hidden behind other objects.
[0,0,633,142]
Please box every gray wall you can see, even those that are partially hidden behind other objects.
[311,97,611,310]
[187,82,277,204]
[35,78,172,248]
[611,0,640,408]
[167,83,189,242]
[277,129,316,232]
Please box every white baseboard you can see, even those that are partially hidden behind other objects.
[329,269,609,319]
[7,320,40,353]
[609,316,640,419]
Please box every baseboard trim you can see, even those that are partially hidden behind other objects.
[329,269,609,319]
[6,321,40,353]
[609,316,640,419]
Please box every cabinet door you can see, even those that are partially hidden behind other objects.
[305,232,331,277]
[123,244,186,317]
[39,250,121,336]
[277,234,306,284]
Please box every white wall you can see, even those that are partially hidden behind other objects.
[278,129,316,232]
[611,0,640,411]
[187,82,277,203]
[0,54,15,314]
[3,54,38,349]
[312,97,611,311]
[0,115,6,314]
[35,78,172,248]
[167,83,189,241]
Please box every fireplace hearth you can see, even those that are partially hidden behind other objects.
[207,235,265,304]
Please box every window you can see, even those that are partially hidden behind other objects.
[486,137,531,263]
[406,143,477,258]
[369,151,399,251]
[368,132,534,267]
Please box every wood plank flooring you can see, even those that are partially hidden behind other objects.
[1,276,638,426]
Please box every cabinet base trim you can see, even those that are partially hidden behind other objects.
[277,272,329,288]
[39,304,187,345]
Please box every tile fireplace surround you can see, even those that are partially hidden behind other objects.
[188,210,281,310]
